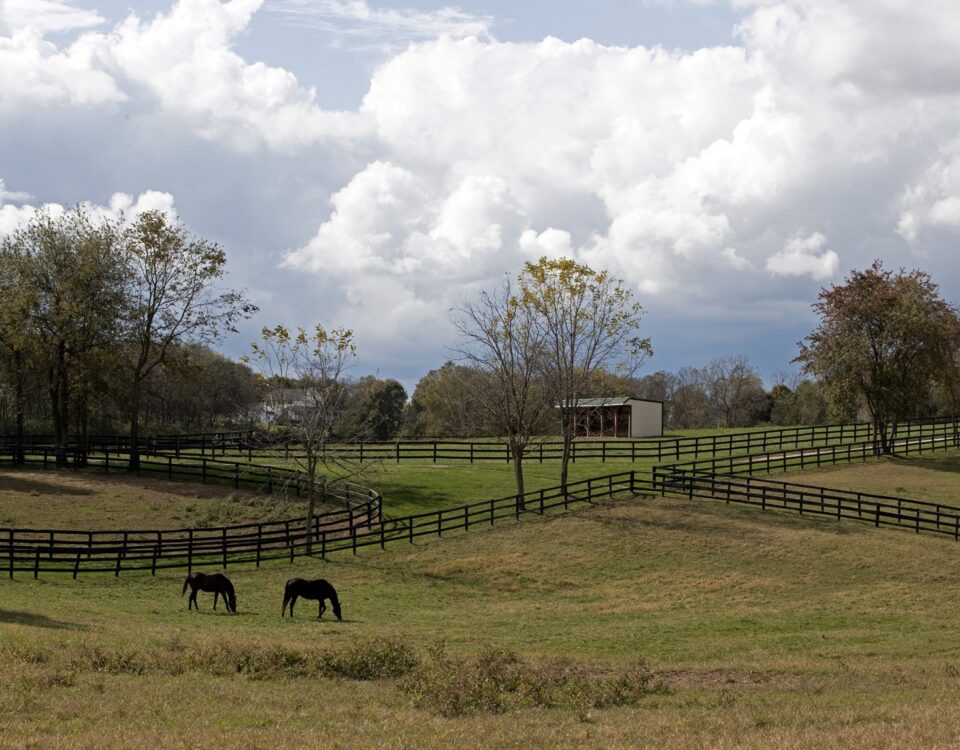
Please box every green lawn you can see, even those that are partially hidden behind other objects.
[4,476,960,747]
[784,450,960,506]
[6,447,960,746]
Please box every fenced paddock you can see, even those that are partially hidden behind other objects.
[653,468,960,541]
[4,416,960,578]
[0,470,645,578]
[5,416,960,465]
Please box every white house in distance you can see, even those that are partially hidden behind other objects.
[563,397,664,438]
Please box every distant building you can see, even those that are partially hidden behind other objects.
[258,388,312,425]
[561,397,664,438]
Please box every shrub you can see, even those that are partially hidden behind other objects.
[400,643,662,717]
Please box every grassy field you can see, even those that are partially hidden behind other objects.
[785,451,960,505]
[0,469,326,530]
[5,456,960,747]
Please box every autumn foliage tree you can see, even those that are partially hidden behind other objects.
[796,260,960,454]
[519,257,651,490]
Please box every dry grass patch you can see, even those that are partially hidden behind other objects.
[0,468,330,529]
[786,451,960,505]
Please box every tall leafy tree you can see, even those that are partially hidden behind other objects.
[121,210,256,469]
[338,377,408,440]
[409,362,497,437]
[1,207,127,465]
[0,245,38,464]
[519,257,651,490]
[796,260,960,453]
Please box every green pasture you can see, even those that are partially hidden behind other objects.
[5,446,960,746]
[785,451,960,506]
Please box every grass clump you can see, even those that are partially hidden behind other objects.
[323,636,420,679]
[401,643,663,717]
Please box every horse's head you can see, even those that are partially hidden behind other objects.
[332,601,342,621]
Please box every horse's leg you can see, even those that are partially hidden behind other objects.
[189,587,198,610]
[289,595,297,617]
[318,600,325,619]
[213,591,219,610]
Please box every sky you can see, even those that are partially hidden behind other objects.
[2,0,960,395]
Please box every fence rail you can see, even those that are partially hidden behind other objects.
[0,470,644,578]
[666,422,960,478]
[4,415,960,577]
[6,417,960,465]
[653,468,960,541]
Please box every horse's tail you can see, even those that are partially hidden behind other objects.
[281,583,291,618]
[327,583,342,621]
[224,578,237,613]
[181,574,191,597]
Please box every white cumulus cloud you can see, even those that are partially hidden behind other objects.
[766,232,838,279]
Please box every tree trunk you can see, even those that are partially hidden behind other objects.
[76,390,89,467]
[13,350,24,466]
[50,343,69,467]
[129,378,142,471]
[560,409,574,493]
[305,450,317,554]
[511,437,526,512]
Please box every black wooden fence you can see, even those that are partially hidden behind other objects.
[125,417,960,464]
[5,417,960,465]
[653,468,960,541]
[664,421,960,478]
[0,471,643,578]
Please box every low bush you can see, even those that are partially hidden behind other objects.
[400,643,663,717]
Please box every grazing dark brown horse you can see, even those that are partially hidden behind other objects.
[182,572,237,613]
[281,578,341,620]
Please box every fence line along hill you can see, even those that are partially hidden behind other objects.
[3,417,960,577]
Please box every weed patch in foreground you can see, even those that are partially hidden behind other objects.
[401,643,664,717]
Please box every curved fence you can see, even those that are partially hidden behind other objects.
[1,470,643,578]
[4,415,960,577]
[0,447,381,578]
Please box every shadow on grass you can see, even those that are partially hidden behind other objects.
[0,474,94,496]
[0,608,85,630]
[899,455,960,475]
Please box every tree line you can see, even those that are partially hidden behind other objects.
[0,207,255,468]
[3,206,958,489]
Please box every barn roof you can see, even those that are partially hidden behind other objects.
[560,396,663,408]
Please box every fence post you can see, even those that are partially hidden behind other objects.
[437,510,443,537]
[256,525,262,567]
[222,528,228,569]
[188,529,194,574]
[73,551,81,579]
[151,546,158,576]
[33,548,40,579]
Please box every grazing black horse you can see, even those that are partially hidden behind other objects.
[182,572,237,613]
[281,578,341,620]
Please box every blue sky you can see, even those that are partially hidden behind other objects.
[2,0,960,394]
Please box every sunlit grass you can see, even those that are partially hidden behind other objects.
[4,491,960,746]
